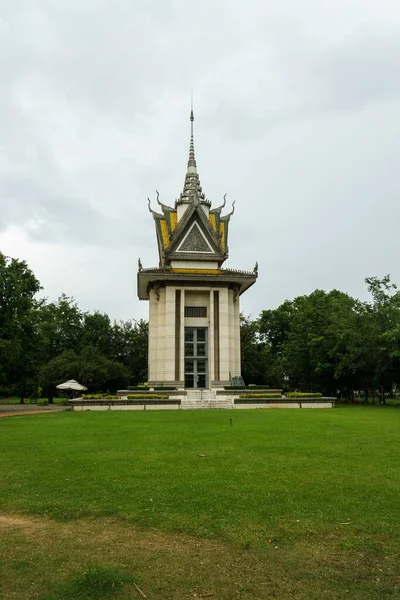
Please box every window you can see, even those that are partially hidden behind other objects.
[185,306,207,318]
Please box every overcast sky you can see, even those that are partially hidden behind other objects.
[1,0,400,321]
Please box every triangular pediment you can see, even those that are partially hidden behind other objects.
[177,223,213,253]
[163,204,227,264]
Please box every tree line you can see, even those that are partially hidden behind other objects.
[1,252,400,403]
[241,276,400,402]
[0,253,147,402]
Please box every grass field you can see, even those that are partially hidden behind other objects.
[1,407,399,599]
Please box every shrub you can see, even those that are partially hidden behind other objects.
[286,392,322,398]
[239,393,282,399]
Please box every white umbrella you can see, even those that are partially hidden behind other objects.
[56,379,88,391]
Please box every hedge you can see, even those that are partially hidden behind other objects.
[286,392,322,398]
[238,393,282,399]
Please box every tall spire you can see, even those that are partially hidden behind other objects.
[176,103,210,208]
[188,103,196,170]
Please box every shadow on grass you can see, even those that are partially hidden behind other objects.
[40,566,133,600]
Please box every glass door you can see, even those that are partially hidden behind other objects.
[184,328,208,388]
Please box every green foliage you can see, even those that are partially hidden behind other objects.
[111,319,148,385]
[257,276,400,400]
[0,255,149,400]
[286,392,322,398]
[41,566,133,600]
[240,314,275,385]
[238,393,282,398]
[0,254,43,402]
[40,348,129,395]
[3,250,400,404]
[39,294,84,362]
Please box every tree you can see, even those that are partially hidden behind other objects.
[39,347,129,397]
[0,253,43,402]
[111,319,148,384]
[365,275,400,402]
[38,294,84,363]
[39,350,80,402]
[259,290,361,396]
[240,315,281,386]
[78,346,129,391]
[81,312,113,358]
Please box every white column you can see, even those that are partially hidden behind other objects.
[156,288,166,382]
[180,288,185,385]
[228,289,235,377]
[209,289,214,386]
[219,287,230,382]
[148,289,158,382]
[234,295,241,376]
[164,286,176,382]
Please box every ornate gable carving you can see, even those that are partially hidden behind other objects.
[177,223,213,253]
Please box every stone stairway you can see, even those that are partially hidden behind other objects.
[181,390,233,410]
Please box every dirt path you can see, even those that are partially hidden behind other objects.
[0,406,68,418]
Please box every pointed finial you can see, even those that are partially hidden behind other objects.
[188,95,196,169]
[175,98,210,209]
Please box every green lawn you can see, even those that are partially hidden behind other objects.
[1,407,400,599]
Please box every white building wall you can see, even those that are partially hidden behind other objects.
[234,295,241,376]
[171,261,218,269]
[156,288,166,382]
[177,204,189,221]
[148,284,243,386]
[228,289,235,378]
[209,290,215,384]
[148,289,158,382]
[219,287,230,382]
[164,286,176,381]
[179,289,185,386]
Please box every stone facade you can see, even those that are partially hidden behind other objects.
[146,285,241,388]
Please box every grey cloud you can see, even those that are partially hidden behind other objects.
[1,0,400,321]
[316,25,400,110]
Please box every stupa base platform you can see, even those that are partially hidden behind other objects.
[69,392,335,411]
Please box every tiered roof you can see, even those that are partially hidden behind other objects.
[147,110,235,267]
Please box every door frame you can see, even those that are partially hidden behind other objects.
[184,327,208,389]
